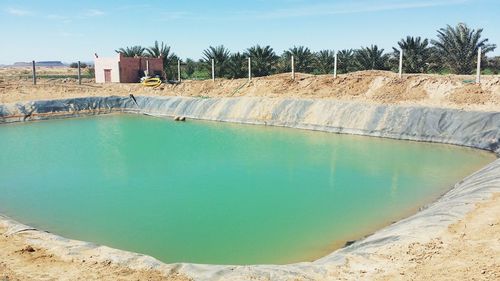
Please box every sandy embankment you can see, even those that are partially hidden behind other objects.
[1,68,499,112]
[340,193,500,281]
[0,68,499,280]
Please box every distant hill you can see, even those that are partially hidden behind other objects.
[12,61,67,67]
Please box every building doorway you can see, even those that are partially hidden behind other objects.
[104,69,112,83]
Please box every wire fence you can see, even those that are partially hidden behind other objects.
[0,61,93,85]
[170,48,495,85]
[1,50,498,87]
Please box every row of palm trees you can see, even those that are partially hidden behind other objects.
[116,23,497,79]
[116,41,179,77]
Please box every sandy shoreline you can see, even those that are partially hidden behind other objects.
[1,70,499,280]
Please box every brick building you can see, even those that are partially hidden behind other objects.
[94,53,164,83]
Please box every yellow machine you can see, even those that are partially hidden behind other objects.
[141,77,162,88]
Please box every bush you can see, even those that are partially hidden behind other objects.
[86,67,95,77]
[69,62,88,68]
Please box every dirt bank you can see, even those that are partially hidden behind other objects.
[1,69,499,112]
[358,193,500,281]
[0,230,190,281]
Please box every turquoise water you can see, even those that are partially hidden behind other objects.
[0,115,494,265]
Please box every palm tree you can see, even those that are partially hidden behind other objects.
[487,56,500,74]
[184,58,196,78]
[337,49,356,73]
[115,45,146,57]
[282,46,315,73]
[226,52,247,79]
[425,46,445,73]
[245,45,279,77]
[202,45,231,77]
[392,36,431,73]
[146,41,178,77]
[431,23,496,74]
[355,45,389,70]
[314,50,335,74]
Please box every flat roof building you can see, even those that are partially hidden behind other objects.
[94,53,164,83]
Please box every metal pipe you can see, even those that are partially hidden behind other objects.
[248,57,251,81]
[399,49,403,79]
[211,59,215,82]
[77,61,82,85]
[333,52,338,79]
[32,60,36,85]
[476,47,482,84]
[178,60,181,82]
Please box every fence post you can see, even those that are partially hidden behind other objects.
[178,60,181,82]
[248,57,252,81]
[32,60,36,85]
[211,59,215,82]
[398,49,403,79]
[476,47,482,84]
[77,61,82,85]
[334,52,338,79]
[291,55,295,80]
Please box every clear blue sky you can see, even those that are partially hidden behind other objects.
[0,0,498,64]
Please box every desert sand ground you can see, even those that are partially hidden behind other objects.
[0,68,499,280]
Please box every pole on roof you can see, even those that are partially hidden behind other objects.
[77,61,82,85]
[476,47,482,84]
[32,60,36,85]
